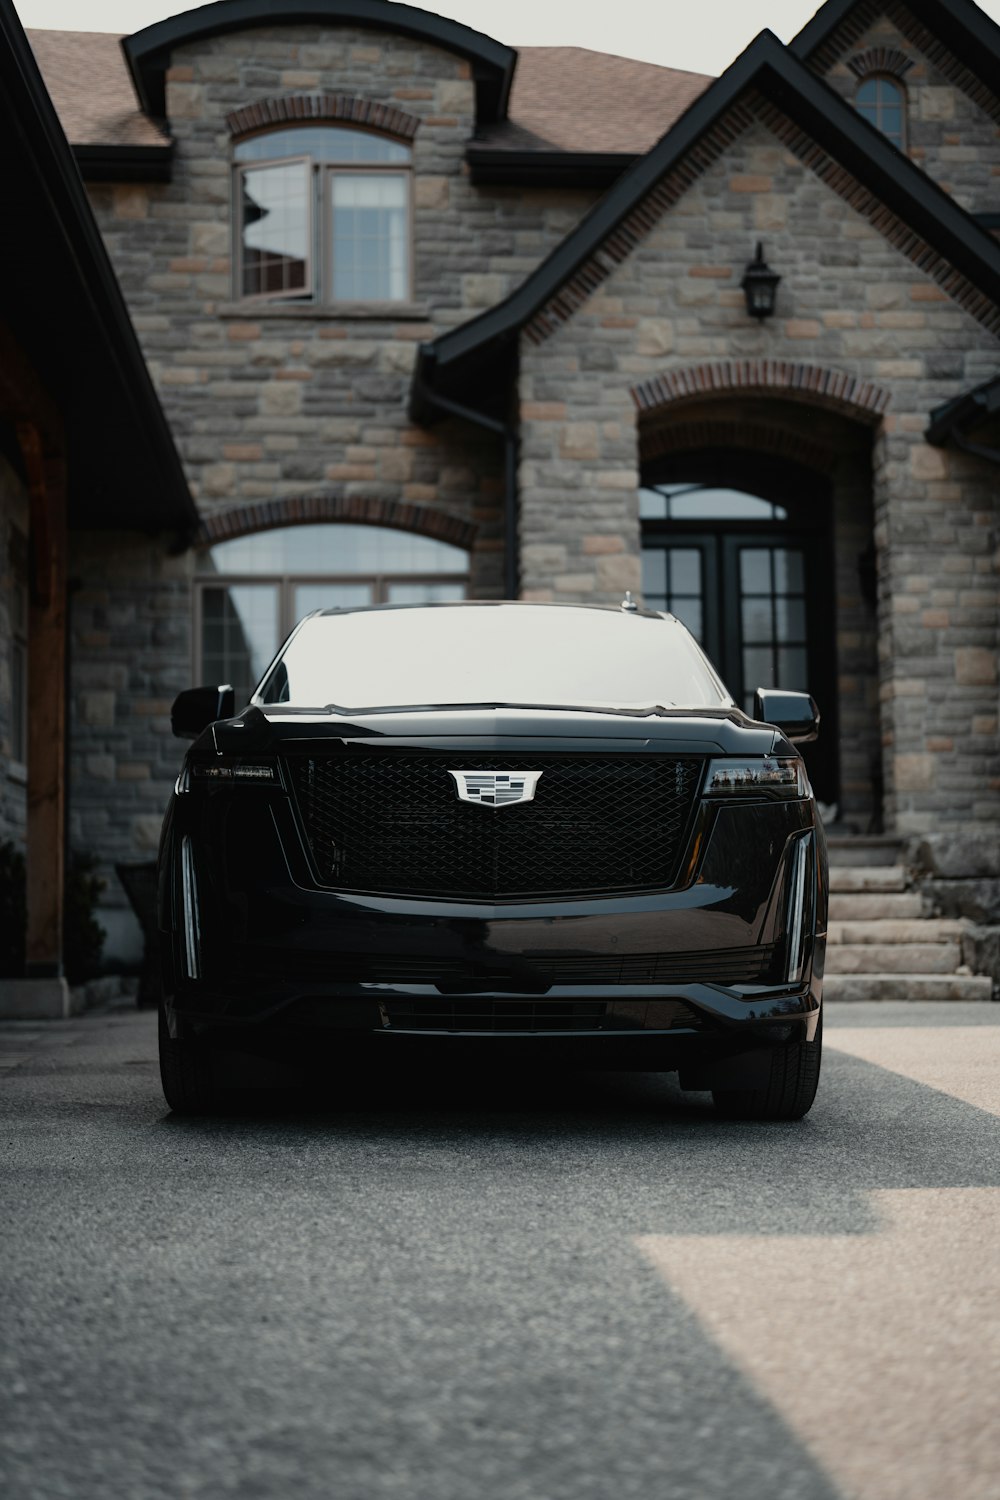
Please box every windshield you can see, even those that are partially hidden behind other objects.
[256,604,731,712]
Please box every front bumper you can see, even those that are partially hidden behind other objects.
[159,786,826,1059]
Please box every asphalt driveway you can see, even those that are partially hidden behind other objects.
[1,1001,998,1500]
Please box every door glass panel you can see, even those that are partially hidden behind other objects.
[741,597,773,642]
[775,596,807,640]
[201,584,279,708]
[669,549,701,593]
[671,598,703,639]
[773,548,805,593]
[742,647,774,693]
[740,549,771,594]
[777,646,809,690]
[387,582,466,603]
[642,549,667,598]
[295,582,373,616]
[638,488,669,520]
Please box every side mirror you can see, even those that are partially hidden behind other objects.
[171,684,236,740]
[753,688,820,744]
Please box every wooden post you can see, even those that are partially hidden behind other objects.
[17,421,67,977]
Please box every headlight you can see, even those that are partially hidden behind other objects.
[189,760,277,785]
[704,757,808,799]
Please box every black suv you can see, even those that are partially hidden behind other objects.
[158,601,826,1119]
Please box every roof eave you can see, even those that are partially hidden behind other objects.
[466,147,639,189]
[73,141,174,184]
[123,0,516,126]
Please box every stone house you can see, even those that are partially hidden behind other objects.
[1,0,998,977]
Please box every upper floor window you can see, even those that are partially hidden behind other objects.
[855,76,906,150]
[196,523,469,705]
[234,126,411,304]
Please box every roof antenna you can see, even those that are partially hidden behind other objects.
[620,591,638,613]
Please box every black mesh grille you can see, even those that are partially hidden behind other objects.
[286,752,703,900]
[382,998,703,1032]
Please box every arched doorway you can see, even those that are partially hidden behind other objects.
[633,369,886,827]
[195,522,470,705]
[641,451,839,804]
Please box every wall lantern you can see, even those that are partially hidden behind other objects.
[741,242,781,319]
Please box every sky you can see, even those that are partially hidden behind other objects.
[15,0,1000,78]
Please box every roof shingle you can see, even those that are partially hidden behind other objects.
[27,27,710,155]
[28,29,168,146]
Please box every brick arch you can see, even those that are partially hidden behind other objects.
[631,362,890,424]
[226,93,421,141]
[847,47,913,80]
[194,495,476,551]
[641,418,834,474]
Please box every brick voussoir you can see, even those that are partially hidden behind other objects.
[630,361,891,420]
[226,93,421,141]
[195,495,477,551]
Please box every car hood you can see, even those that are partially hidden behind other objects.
[198,703,790,758]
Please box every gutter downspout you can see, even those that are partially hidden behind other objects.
[411,350,519,599]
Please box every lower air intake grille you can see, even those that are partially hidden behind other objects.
[287,752,703,899]
[382,998,703,1032]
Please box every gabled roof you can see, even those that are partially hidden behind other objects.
[123,0,516,125]
[791,0,1000,80]
[412,28,1000,418]
[0,0,196,534]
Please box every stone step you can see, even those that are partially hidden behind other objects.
[825,942,962,975]
[829,866,908,893]
[827,919,965,945]
[824,974,994,1002]
[827,837,903,868]
[828,892,925,921]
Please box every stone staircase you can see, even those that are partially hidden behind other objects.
[825,838,994,1002]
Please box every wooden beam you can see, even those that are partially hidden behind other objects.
[17,420,67,977]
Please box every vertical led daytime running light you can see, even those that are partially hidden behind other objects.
[785,834,812,984]
[180,835,202,981]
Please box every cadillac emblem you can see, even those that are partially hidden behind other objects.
[448,770,543,807]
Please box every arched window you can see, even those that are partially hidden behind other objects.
[196,523,469,704]
[855,75,906,150]
[233,126,412,303]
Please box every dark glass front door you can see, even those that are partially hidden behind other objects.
[640,477,838,804]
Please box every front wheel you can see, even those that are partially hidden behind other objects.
[158,1004,222,1114]
[712,1016,822,1121]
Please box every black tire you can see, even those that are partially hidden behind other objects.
[158,1003,221,1114]
[712,1015,822,1121]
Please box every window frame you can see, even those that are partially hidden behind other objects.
[854,73,907,151]
[322,161,414,306]
[232,125,414,307]
[234,153,315,305]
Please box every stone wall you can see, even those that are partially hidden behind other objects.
[517,114,999,834]
[68,532,194,961]
[818,8,1000,216]
[83,22,597,544]
[0,454,28,849]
